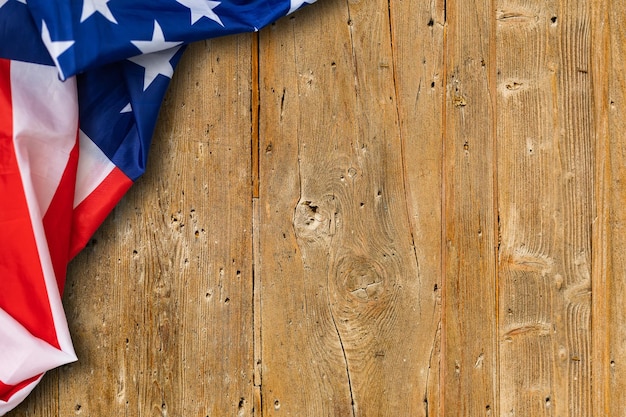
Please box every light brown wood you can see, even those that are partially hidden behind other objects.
[591,0,611,414]
[257,0,442,415]
[496,1,595,415]
[7,0,626,416]
[441,0,498,415]
[389,0,446,414]
[604,0,626,415]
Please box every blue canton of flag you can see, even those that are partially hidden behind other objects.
[0,0,316,414]
[28,0,316,78]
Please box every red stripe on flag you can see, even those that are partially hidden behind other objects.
[0,375,40,403]
[69,166,132,260]
[42,139,79,295]
[0,59,60,349]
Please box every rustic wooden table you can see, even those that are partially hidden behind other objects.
[10,0,625,415]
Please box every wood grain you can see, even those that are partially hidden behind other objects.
[389,0,446,415]
[590,0,611,414]
[603,0,626,415]
[495,3,562,412]
[442,0,498,415]
[258,0,442,415]
[496,1,595,415]
[257,4,356,413]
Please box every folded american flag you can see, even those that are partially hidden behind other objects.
[0,0,315,414]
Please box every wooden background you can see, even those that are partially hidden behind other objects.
[9,0,626,415]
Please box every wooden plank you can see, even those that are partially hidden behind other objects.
[590,0,610,414]
[9,37,255,416]
[388,0,446,415]
[257,5,354,414]
[253,33,261,199]
[602,0,626,414]
[441,0,498,415]
[495,0,595,415]
[495,1,559,414]
[258,0,441,415]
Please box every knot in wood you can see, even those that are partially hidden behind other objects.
[495,9,539,25]
[452,95,467,107]
[337,256,384,302]
[293,199,333,242]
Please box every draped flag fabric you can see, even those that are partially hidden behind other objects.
[0,0,315,414]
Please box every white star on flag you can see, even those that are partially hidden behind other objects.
[176,0,224,26]
[41,20,75,79]
[1,0,27,8]
[1,0,26,6]
[80,0,118,23]
[120,103,132,113]
[128,46,181,91]
[130,20,182,56]
[288,0,315,14]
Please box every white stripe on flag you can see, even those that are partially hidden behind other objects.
[0,376,42,416]
[74,129,116,208]
[0,308,76,384]
[9,60,77,356]
[11,61,78,217]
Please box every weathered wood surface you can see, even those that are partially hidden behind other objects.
[7,0,626,415]
[496,1,595,416]
[442,0,498,414]
[602,0,626,415]
[258,0,440,415]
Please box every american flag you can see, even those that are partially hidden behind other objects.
[0,0,315,414]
